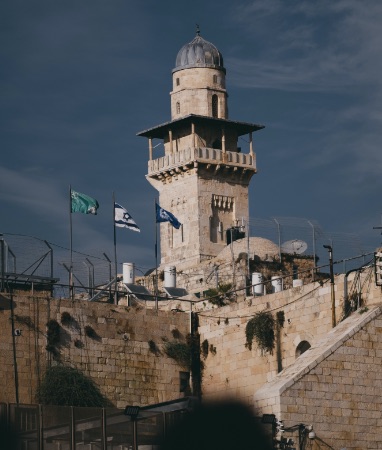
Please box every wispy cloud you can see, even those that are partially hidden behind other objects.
[228,1,382,90]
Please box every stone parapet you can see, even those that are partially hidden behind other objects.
[148,147,255,177]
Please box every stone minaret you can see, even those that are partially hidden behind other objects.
[137,30,264,271]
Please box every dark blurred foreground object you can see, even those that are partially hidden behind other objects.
[0,419,20,449]
[160,400,273,450]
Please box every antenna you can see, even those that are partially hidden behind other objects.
[373,213,382,242]
[281,239,308,255]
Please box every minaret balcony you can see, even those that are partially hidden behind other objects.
[147,147,256,177]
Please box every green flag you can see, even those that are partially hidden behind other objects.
[71,190,99,214]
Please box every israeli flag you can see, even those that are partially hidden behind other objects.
[114,203,140,232]
[155,203,181,229]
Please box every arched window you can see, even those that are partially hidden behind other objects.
[176,102,180,114]
[212,94,218,118]
[296,341,311,358]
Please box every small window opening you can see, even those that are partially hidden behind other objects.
[296,341,311,358]
[212,94,218,118]
[176,102,180,114]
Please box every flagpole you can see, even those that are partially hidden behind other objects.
[113,192,118,305]
[154,199,158,310]
[69,185,74,300]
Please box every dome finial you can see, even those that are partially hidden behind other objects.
[196,24,200,36]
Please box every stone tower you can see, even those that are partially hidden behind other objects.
[137,30,264,271]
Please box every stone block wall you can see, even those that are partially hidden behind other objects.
[0,292,190,408]
[254,306,382,450]
[197,268,380,406]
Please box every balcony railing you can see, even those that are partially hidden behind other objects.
[148,147,256,175]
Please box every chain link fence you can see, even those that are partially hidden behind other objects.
[0,217,375,299]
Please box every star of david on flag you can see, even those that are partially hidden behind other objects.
[114,203,140,232]
[155,203,181,229]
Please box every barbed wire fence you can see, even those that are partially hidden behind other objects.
[0,217,376,299]
[248,216,371,273]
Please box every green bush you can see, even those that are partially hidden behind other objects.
[245,311,275,354]
[37,365,109,407]
[163,341,191,369]
[203,283,233,306]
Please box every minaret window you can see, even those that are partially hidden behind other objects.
[176,102,180,114]
[212,94,218,118]
[213,74,217,84]
[176,77,180,86]
[212,138,221,150]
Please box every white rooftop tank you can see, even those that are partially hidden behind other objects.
[123,263,135,284]
[164,266,176,288]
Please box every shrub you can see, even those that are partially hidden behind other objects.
[203,283,233,306]
[245,311,275,354]
[46,319,60,355]
[164,341,191,369]
[148,339,160,355]
[60,311,73,326]
[84,325,99,339]
[37,365,110,407]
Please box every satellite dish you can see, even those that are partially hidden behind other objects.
[281,239,308,255]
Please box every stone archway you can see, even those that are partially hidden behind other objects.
[295,340,311,358]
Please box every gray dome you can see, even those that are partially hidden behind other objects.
[174,33,225,72]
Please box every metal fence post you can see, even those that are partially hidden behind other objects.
[0,235,4,292]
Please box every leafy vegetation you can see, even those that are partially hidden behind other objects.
[84,325,99,339]
[37,365,110,407]
[46,319,60,355]
[60,311,73,326]
[148,339,160,355]
[245,311,275,354]
[163,341,191,368]
[203,283,233,306]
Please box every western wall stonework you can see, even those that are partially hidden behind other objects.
[1,267,382,448]
[196,268,382,449]
[0,293,190,408]
[198,269,380,403]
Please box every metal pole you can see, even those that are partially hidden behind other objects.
[273,218,282,262]
[101,408,107,450]
[155,200,159,310]
[308,220,317,278]
[85,258,94,298]
[246,218,250,284]
[69,185,74,301]
[0,235,4,292]
[132,418,138,450]
[71,406,75,450]
[103,253,112,302]
[38,404,43,450]
[113,193,118,305]
[10,289,19,404]
[323,245,336,327]
[44,241,53,280]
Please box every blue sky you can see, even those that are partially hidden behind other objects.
[1,0,382,278]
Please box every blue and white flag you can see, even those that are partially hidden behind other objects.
[155,203,181,229]
[115,203,140,232]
